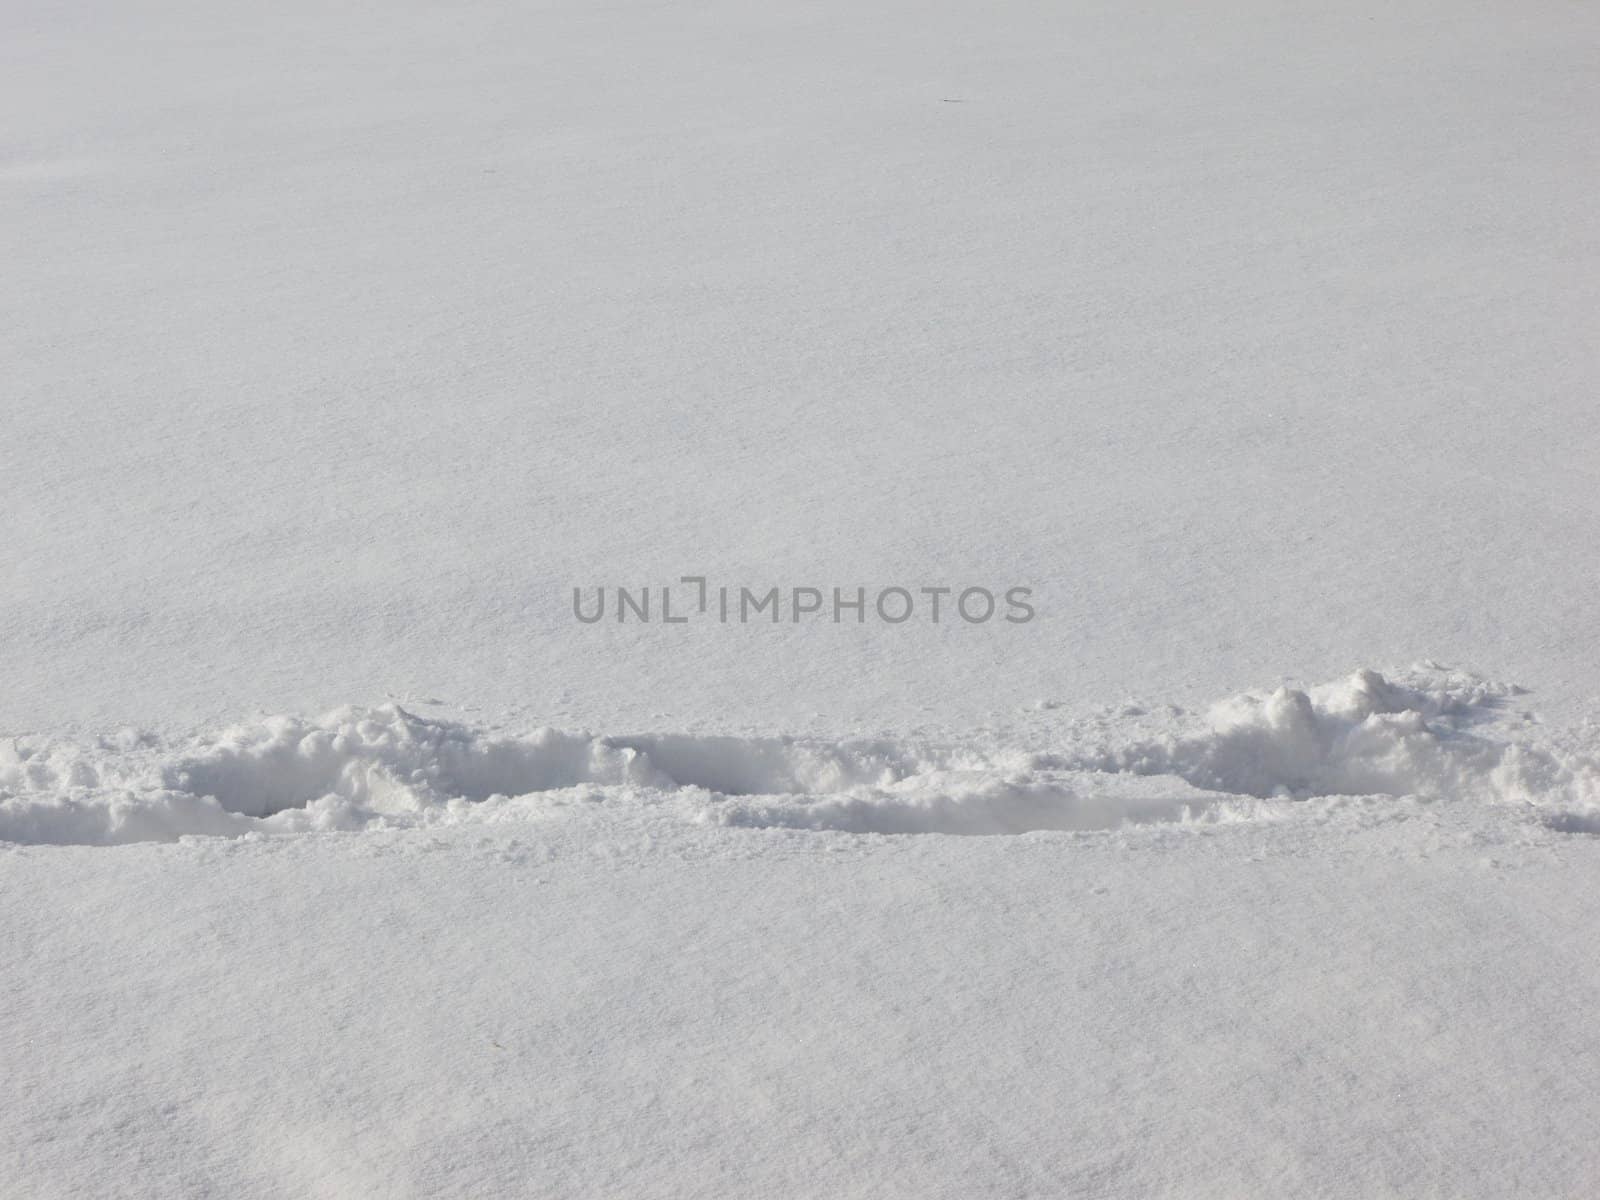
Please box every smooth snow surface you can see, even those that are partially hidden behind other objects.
[5,0,1599,1195]
[4,0,1599,733]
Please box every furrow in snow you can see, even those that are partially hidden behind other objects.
[2,667,1597,845]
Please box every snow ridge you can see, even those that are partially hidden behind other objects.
[3,667,1596,846]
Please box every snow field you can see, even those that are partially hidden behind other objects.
[6,770,1600,1198]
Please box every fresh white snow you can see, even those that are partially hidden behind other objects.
[4,0,1599,1194]
[5,0,1599,736]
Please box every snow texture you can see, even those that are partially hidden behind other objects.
[5,668,1597,845]
[7,694,1600,1198]
[5,0,1599,1194]
[4,0,1599,736]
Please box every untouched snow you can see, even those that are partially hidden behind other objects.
[4,0,1599,734]
[5,0,1600,1195]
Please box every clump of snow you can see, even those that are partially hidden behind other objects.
[3,667,1597,846]
[163,712,665,817]
[1138,667,1547,801]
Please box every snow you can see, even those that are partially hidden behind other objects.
[5,666,1598,846]
[6,0,1599,735]
[8,785,1600,1197]
[5,0,1600,1193]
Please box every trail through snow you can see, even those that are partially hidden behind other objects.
[6,667,1597,845]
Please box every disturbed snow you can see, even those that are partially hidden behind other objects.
[7,666,1596,846]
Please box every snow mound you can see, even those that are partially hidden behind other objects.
[3,667,1597,845]
[1113,667,1576,802]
